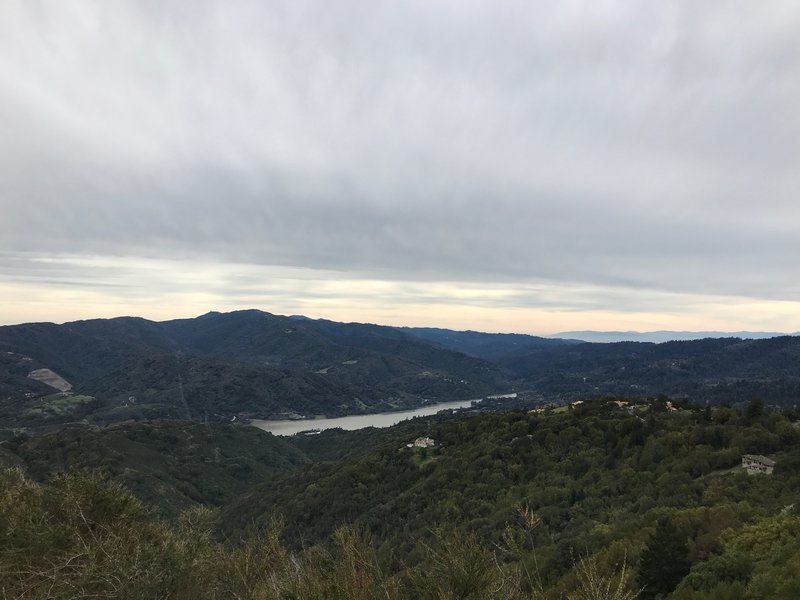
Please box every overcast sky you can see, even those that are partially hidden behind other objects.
[1,1,799,334]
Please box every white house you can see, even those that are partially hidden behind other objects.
[741,454,775,475]
[407,437,435,449]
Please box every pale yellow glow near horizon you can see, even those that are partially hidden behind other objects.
[3,263,800,335]
[291,302,799,335]
[1,254,798,333]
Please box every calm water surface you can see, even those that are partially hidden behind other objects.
[251,394,516,436]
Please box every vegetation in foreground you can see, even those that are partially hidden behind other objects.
[1,398,799,598]
[0,468,645,599]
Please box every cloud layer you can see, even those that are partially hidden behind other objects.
[1,2,799,329]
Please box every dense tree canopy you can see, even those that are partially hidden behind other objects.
[2,397,799,598]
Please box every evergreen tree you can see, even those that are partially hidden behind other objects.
[745,396,765,424]
[637,517,691,599]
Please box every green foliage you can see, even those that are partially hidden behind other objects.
[23,392,97,419]
[2,401,800,598]
[674,516,800,599]
[572,553,640,600]
[9,421,309,518]
[501,336,800,406]
[220,402,799,597]
[0,311,511,429]
[0,471,404,600]
[637,518,691,598]
[744,397,764,424]
[406,528,512,599]
[676,552,753,592]
[0,469,215,599]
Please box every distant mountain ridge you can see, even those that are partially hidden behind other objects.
[0,310,512,431]
[403,326,800,406]
[3,311,800,435]
[552,330,798,343]
[501,335,800,406]
[402,326,578,362]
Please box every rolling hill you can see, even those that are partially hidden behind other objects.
[403,326,578,362]
[0,310,512,431]
[499,336,800,405]
[3,311,800,435]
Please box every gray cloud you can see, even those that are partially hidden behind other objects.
[0,252,711,317]
[1,0,799,312]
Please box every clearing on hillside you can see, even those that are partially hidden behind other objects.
[27,368,72,392]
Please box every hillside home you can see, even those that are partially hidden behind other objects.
[741,454,775,475]
[408,437,435,449]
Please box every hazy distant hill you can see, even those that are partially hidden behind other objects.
[0,310,511,430]
[404,326,577,362]
[404,327,800,406]
[552,330,797,343]
[4,311,800,434]
[502,336,800,405]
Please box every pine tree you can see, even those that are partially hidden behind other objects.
[745,396,764,424]
[637,517,691,599]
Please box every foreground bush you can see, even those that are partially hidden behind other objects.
[1,469,644,599]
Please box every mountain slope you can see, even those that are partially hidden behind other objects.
[404,326,577,362]
[220,399,800,592]
[503,336,800,405]
[3,403,800,599]
[162,311,509,395]
[552,330,798,343]
[0,311,512,429]
[2,421,308,519]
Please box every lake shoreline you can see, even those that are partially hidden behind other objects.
[251,393,517,436]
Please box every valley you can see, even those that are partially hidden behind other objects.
[1,396,799,598]
[5,4,799,596]
[1,311,799,598]
[2,310,799,438]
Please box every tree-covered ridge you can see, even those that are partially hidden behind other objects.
[1,401,799,598]
[403,325,800,407]
[403,326,576,362]
[0,310,511,430]
[1,421,309,519]
[503,336,800,405]
[3,311,800,434]
[0,468,637,599]
[222,399,800,597]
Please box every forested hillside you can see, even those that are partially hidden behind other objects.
[503,336,800,406]
[0,310,511,430]
[220,399,800,597]
[3,399,798,598]
[404,325,800,406]
[404,327,576,361]
[3,312,800,435]
[0,421,308,519]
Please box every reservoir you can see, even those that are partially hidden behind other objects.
[251,393,516,436]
